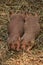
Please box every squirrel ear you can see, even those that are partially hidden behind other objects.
[35,13,40,18]
[35,13,40,22]
[35,13,38,17]
[9,10,14,15]
[9,10,15,18]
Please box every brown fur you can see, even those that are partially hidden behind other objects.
[7,13,25,51]
[21,13,40,50]
[7,13,40,51]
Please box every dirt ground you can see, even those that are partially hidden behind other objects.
[0,0,43,65]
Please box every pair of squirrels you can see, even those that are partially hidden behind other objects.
[7,12,40,51]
